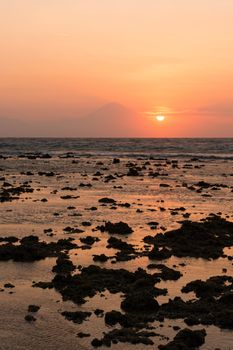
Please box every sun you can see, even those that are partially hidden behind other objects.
[156,115,165,122]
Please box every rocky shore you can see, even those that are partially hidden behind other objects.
[0,152,232,349]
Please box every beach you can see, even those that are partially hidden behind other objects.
[0,138,232,349]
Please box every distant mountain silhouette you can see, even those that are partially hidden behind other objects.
[0,102,154,137]
[71,102,146,137]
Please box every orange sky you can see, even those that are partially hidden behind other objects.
[1,0,233,136]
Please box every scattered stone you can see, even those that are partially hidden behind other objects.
[64,226,84,234]
[61,195,79,200]
[28,305,40,313]
[98,198,116,204]
[127,168,140,176]
[25,314,36,322]
[94,309,104,317]
[77,332,90,338]
[4,283,15,288]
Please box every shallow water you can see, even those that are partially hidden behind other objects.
[0,145,233,349]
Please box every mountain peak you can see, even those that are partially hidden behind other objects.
[73,102,143,137]
[93,102,131,114]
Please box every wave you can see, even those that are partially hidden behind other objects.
[0,138,233,160]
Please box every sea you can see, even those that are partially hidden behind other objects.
[0,137,233,350]
[0,138,233,159]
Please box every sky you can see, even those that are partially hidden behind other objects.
[0,0,233,137]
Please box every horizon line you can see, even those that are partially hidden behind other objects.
[0,136,233,140]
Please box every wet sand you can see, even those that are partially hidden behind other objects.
[0,154,233,349]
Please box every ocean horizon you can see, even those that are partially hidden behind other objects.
[1,137,233,159]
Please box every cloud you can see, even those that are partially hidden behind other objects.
[146,101,233,119]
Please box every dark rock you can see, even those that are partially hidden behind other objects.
[80,236,99,245]
[94,309,104,317]
[93,254,108,262]
[28,305,40,313]
[107,237,135,253]
[0,184,34,203]
[4,283,15,288]
[105,311,125,326]
[127,168,140,176]
[42,265,165,308]
[97,221,133,235]
[77,332,90,338]
[25,314,36,322]
[98,197,116,204]
[64,226,84,234]
[61,187,77,191]
[158,328,206,349]
[147,264,182,280]
[184,317,200,326]
[158,275,233,330]
[60,195,79,200]
[91,338,103,347]
[52,255,76,274]
[121,291,159,313]
[82,221,92,226]
[61,311,91,324]
[97,328,155,346]
[153,216,233,259]
[148,246,171,260]
[0,236,77,262]
[79,183,92,187]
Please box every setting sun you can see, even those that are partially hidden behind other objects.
[156,115,165,122]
